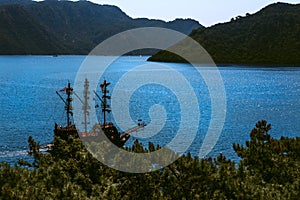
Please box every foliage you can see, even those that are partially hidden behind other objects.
[0,0,202,55]
[0,120,299,199]
[149,3,300,65]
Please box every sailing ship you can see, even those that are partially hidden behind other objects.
[54,79,146,147]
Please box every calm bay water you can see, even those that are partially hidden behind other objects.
[0,56,300,164]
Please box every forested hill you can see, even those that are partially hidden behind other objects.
[149,3,300,65]
[0,0,202,55]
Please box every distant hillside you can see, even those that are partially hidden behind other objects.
[149,3,300,65]
[0,0,202,55]
[0,4,67,54]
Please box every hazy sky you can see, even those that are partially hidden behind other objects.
[88,0,300,26]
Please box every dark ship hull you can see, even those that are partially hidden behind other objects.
[54,123,130,148]
[80,123,130,147]
[54,123,78,141]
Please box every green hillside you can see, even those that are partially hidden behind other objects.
[0,4,67,54]
[0,0,202,55]
[149,3,300,65]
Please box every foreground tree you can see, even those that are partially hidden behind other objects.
[0,120,299,199]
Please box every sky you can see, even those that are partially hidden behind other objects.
[87,0,300,26]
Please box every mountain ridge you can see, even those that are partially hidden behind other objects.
[149,2,300,65]
[0,0,202,55]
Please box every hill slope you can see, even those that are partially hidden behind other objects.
[0,4,67,54]
[149,3,300,65]
[0,0,202,55]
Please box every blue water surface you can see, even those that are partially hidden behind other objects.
[0,56,299,164]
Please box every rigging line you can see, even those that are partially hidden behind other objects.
[40,97,61,137]
[58,93,67,125]
[60,107,66,124]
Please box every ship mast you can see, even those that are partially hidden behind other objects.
[82,78,90,133]
[100,80,111,125]
[56,82,73,127]
[66,82,73,126]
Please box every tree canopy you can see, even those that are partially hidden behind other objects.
[149,3,300,65]
[0,120,299,199]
